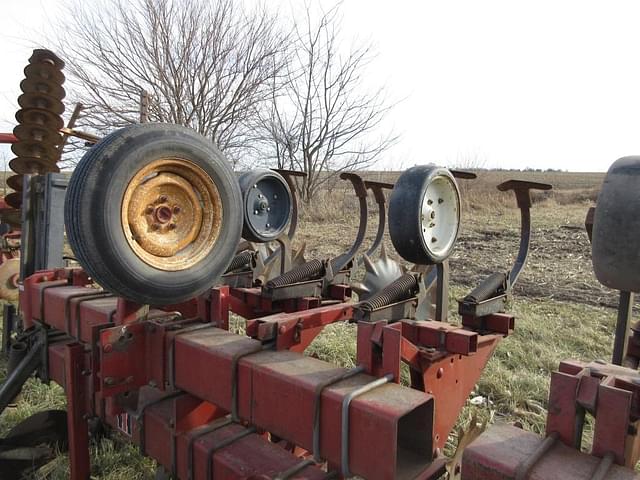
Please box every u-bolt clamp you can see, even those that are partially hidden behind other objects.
[497,179,552,289]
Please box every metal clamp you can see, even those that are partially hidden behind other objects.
[205,426,257,479]
[514,432,558,480]
[230,344,264,421]
[137,391,185,456]
[341,373,394,477]
[168,322,217,389]
[312,365,365,460]
[187,416,233,480]
[274,458,316,480]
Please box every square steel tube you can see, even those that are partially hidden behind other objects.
[142,400,327,479]
[174,327,435,480]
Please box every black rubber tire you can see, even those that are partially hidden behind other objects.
[592,156,640,293]
[65,123,242,305]
[388,165,460,264]
[238,169,292,243]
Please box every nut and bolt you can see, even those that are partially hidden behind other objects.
[438,198,444,204]
[151,223,160,231]
[172,206,181,214]
[266,223,271,228]
[158,195,168,203]
[427,199,433,205]
[168,223,177,230]
[254,210,259,215]
[267,207,271,212]
[145,206,154,214]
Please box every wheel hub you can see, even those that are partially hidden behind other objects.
[122,158,223,271]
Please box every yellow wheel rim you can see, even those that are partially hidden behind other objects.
[121,158,223,271]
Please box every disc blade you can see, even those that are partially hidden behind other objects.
[9,157,60,175]
[15,108,64,131]
[18,93,65,116]
[23,63,65,85]
[20,78,65,101]
[6,175,24,192]
[0,258,20,301]
[13,123,62,146]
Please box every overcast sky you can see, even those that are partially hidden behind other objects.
[2,0,640,171]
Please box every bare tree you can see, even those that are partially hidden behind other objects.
[56,0,289,166]
[256,4,397,202]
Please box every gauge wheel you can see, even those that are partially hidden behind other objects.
[65,123,242,305]
[238,169,292,243]
[388,165,461,264]
[592,156,640,293]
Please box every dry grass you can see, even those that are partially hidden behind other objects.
[0,169,623,478]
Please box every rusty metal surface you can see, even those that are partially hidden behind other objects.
[462,423,640,480]
[121,158,223,271]
[0,258,20,301]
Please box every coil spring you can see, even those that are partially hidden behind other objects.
[464,272,507,303]
[225,250,254,273]
[266,259,325,289]
[359,273,419,311]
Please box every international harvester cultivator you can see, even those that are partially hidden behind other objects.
[0,49,639,480]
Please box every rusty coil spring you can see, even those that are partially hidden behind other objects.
[358,273,420,312]
[265,259,325,289]
[225,250,254,273]
[464,272,507,304]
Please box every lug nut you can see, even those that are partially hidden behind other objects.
[430,211,436,219]
[172,206,181,214]
[438,198,444,204]
[145,206,154,214]
[168,223,177,230]
[158,195,167,203]
[427,199,433,205]
[431,237,437,243]
[151,223,160,230]
[254,210,259,215]
[267,207,271,212]
[274,194,278,199]
[266,223,271,228]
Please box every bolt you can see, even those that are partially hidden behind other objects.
[104,376,115,385]
[436,367,444,379]
[172,206,181,214]
[431,237,437,243]
[266,223,270,228]
[273,194,278,199]
[267,207,271,212]
[103,343,113,353]
[438,198,444,204]
[125,376,134,384]
[258,194,264,198]
[253,184,258,188]
[81,369,92,376]
[427,199,433,205]
[145,206,154,214]
[430,211,436,219]
[168,223,177,230]
[158,195,168,203]
[151,223,160,230]
[254,210,259,215]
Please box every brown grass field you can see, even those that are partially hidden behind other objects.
[2,169,630,479]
